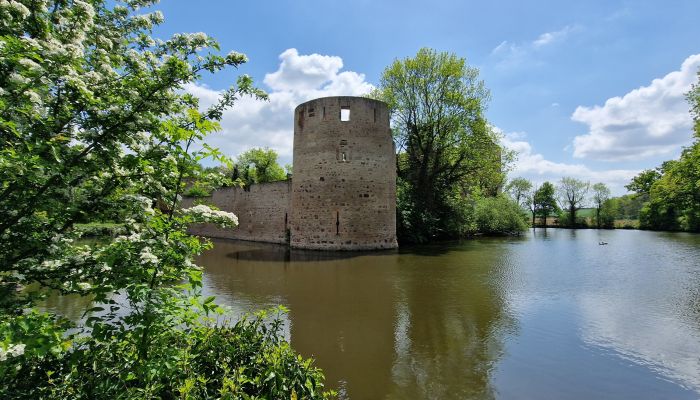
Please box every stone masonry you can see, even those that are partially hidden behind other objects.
[184,96,398,250]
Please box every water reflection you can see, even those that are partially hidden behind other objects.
[198,240,515,399]
[42,229,700,399]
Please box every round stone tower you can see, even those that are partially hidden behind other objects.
[290,96,397,250]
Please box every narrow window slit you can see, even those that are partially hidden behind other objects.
[336,211,340,235]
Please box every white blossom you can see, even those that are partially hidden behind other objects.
[18,58,42,72]
[139,247,158,265]
[8,72,29,86]
[182,204,238,227]
[77,282,92,290]
[0,343,26,361]
[1,1,31,20]
[25,90,42,105]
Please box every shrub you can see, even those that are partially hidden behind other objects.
[474,195,529,235]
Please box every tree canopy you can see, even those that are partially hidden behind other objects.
[506,177,532,208]
[557,177,589,227]
[591,183,611,228]
[628,68,700,232]
[0,1,329,398]
[534,182,558,227]
[234,147,288,187]
[372,48,508,242]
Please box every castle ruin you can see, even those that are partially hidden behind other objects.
[183,96,398,250]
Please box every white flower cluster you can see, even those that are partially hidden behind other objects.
[0,0,31,21]
[140,246,158,265]
[0,343,26,361]
[125,194,155,215]
[182,204,238,228]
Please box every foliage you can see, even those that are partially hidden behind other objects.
[183,165,235,197]
[599,198,618,228]
[631,69,700,232]
[533,182,558,227]
[0,1,330,398]
[233,147,288,187]
[557,177,589,228]
[625,169,661,196]
[74,222,123,237]
[591,183,611,228]
[372,48,509,242]
[506,177,532,208]
[474,195,529,235]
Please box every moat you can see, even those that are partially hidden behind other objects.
[46,229,700,399]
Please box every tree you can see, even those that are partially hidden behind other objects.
[534,182,558,227]
[372,48,506,242]
[557,177,589,227]
[235,147,287,186]
[0,1,328,397]
[633,68,700,232]
[506,177,532,208]
[591,183,611,228]
[626,169,661,197]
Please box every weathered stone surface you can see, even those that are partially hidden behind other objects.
[183,96,398,250]
[290,96,397,250]
[182,180,291,244]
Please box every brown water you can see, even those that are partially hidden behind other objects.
[195,229,700,400]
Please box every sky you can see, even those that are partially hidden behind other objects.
[149,0,700,195]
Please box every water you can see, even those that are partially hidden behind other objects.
[195,229,700,399]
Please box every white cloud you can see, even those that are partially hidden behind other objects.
[572,54,700,161]
[533,26,576,48]
[491,26,578,68]
[186,48,374,164]
[501,131,638,195]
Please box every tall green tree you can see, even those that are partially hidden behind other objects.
[506,177,532,208]
[534,182,558,227]
[591,182,611,228]
[234,147,287,187]
[557,177,589,227]
[632,69,700,232]
[0,1,329,398]
[372,48,506,242]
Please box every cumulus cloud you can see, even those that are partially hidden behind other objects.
[186,48,374,164]
[572,54,700,161]
[501,131,638,195]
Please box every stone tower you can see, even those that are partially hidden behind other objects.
[290,96,398,250]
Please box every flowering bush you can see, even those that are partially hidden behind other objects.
[0,1,331,398]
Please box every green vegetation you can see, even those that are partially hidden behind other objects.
[557,177,590,228]
[372,48,513,242]
[624,70,700,232]
[534,182,559,227]
[474,195,529,235]
[0,1,329,398]
[591,183,611,228]
[233,147,288,187]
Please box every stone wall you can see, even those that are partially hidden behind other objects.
[181,180,291,244]
[183,96,398,251]
[290,96,398,250]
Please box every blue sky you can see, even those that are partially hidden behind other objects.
[151,0,700,195]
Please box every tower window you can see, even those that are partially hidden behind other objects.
[340,107,350,121]
[341,152,347,162]
[308,107,315,117]
[336,211,340,235]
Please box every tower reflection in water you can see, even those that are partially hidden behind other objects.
[197,239,514,399]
